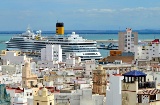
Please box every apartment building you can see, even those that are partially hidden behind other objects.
[118,28,138,52]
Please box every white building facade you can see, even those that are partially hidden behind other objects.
[106,74,124,105]
[134,39,160,61]
[0,51,27,65]
[41,45,62,62]
[85,59,95,76]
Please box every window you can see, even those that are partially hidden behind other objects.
[137,95,142,103]
[50,102,52,105]
[37,103,39,105]
[150,95,156,102]
[131,38,134,41]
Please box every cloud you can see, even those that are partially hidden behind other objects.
[120,7,160,12]
[120,7,145,11]
[77,8,115,13]
[77,7,160,14]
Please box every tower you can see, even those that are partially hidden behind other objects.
[92,65,106,95]
[121,70,146,105]
[121,70,160,105]
[22,61,31,78]
[56,22,64,35]
[118,28,138,52]
[22,60,38,88]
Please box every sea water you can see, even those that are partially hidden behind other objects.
[0,33,160,57]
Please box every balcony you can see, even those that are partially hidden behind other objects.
[138,81,155,89]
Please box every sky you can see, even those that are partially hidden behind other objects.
[0,0,160,31]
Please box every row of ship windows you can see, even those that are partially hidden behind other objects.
[70,45,96,47]
[79,56,101,58]
[67,48,97,50]
[64,50,98,52]
[83,53,98,55]
[14,43,96,46]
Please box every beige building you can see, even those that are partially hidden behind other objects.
[92,65,106,95]
[43,71,63,90]
[33,87,54,105]
[122,70,160,105]
[118,28,138,52]
[22,60,38,88]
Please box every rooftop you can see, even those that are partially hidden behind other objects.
[113,74,122,76]
[123,70,147,77]
[152,39,159,43]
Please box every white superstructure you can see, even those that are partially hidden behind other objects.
[6,29,102,61]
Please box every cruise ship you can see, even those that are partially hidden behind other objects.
[6,22,102,61]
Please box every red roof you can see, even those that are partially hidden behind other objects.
[6,87,24,93]
[39,87,60,93]
[152,39,159,43]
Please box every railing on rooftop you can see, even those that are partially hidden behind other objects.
[138,81,155,89]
